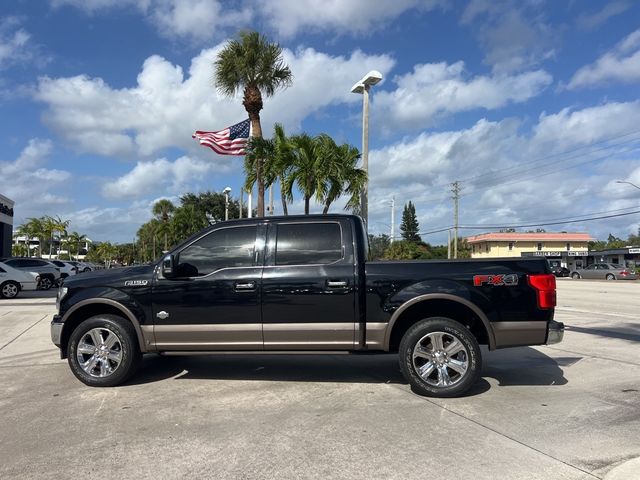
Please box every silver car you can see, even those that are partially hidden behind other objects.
[570,263,638,281]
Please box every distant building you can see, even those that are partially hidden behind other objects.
[466,231,593,270]
[589,247,640,269]
[0,194,14,258]
[12,234,93,260]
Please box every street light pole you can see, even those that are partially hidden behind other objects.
[223,187,231,221]
[616,180,640,191]
[351,70,382,231]
[390,196,395,243]
[361,84,370,227]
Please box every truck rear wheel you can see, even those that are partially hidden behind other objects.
[67,314,142,387]
[399,317,482,398]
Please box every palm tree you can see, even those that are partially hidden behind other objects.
[214,30,293,217]
[152,199,175,251]
[43,215,69,258]
[284,133,326,215]
[245,123,294,215]
[20,217,46,257]
[317,137,367,214]
[67,231,87,260]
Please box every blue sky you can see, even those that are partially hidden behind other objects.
[1,0,639,244]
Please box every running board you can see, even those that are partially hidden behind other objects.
[158,350,353,356]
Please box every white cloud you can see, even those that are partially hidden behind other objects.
[365,100,640,242]
[576,1,631,30]
[567,29,640,89]
[35,46,395,157]
[51,0,250,43]
[256,0,443,38]
[533,101,640,146]
[0,17,34,69]
[373,61,552,130]
[51,0,442,41]
[102,155,219,198]
[0,139,72,220]
[461,0,558,73]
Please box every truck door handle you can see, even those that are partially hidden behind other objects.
[235,281,256,291]
[327,280,348,288]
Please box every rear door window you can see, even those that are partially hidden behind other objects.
[275,223,342,266]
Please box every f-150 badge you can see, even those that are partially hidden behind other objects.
[124,280,148,286]
[473,274,518,286]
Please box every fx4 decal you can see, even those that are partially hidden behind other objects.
[473,274,519,287]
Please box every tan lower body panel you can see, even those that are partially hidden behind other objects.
[152,324,262,350]
[263,322,355,350]
[493,321,547,348]
[355,322,388,350]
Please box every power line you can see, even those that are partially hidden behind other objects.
[459,209,640,230]
[415,207,640,237]
[460,128,640,185]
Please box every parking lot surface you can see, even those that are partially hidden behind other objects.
[1,280,639,479]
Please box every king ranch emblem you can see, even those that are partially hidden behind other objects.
[473,274,519,287]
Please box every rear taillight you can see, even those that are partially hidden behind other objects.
[620,270,629,276]
[527,274,556,309]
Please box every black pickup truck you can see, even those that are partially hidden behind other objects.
[51,214,563,397]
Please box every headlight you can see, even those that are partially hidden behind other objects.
[56,286,68,312]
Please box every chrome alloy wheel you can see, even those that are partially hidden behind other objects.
[76,328,123,378]
[412,331,469,387]
[1,282,19,298]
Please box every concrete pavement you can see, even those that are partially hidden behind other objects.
[0,280,638,479]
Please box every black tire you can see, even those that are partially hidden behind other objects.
[83,268,91,273]
[1,281,20,299]
[605,274,615,281]
[40,275,54,290]
[399,317,482,398]
[67,314,142,387]
[571,272,580,279]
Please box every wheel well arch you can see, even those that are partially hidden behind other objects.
[60,300,147,358]
[385,295,495,352]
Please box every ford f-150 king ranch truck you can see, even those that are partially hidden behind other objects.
[51,214,563,397]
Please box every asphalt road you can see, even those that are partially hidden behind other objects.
[0,280,638,479]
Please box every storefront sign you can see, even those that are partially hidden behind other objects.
[629,248,640,254]
[521,251,563,257]
[567,251,588,256]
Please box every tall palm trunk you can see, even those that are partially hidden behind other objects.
[280,178,288,216]
[304,196,310,214]
[244,86,264,217]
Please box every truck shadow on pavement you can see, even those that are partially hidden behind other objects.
[482,347,572,387]
[126,346,571,394]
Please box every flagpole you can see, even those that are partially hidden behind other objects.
[248,190,253,218]
[239,188,244,219]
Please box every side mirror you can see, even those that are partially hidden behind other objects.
[162,254,175,278]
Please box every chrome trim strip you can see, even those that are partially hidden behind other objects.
[51,322,62,346]
[384,294,496,351]
[546,320,564,345]
[493,321,547,348]
[61,298,148,352]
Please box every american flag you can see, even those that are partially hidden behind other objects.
[192,119,251,155]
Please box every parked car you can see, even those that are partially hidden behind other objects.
[0,257,61,290]
[68,261,98,273]
[550,265,570,277]
[0,262,40,298]
[51,214,562,397]
[570,263,638,280]
[50,260,78,279]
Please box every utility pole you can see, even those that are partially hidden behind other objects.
[239,188,243,219]
[451,181,461,259]
[390,196,395,243]
[447,229,451,259]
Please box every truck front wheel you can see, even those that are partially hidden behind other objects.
[67,314,142,387]
[399,317,482,398]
